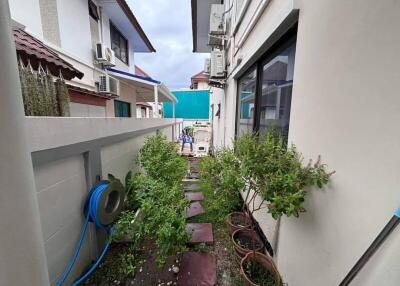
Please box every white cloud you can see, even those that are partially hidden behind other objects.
[128,0,209,90]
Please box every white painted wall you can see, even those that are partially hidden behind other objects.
[209,0,400,285]
[278,0,400,285]
[56,0,92,63]
[34,155,90,286]
[26,117,181,284]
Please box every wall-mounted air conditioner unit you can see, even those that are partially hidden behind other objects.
[96,43,116,67]
[99,74,119,95]
[210,50,225,78]
[209,4,225,35]
[208,4,225,46]
[204,58,211,74]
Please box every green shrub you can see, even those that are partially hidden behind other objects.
[234,132,334,219]
[200,149,244,222]
[138,131,187,184]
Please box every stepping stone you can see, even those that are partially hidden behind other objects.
[177,252,217,286]
[185,192,204,202]
[186,223,214,245]
[183,184,201,191]
[186,172,200,180]
[185,202,205,218]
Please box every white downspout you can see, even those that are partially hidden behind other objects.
[154,85,159,118]
[0,1,50,285]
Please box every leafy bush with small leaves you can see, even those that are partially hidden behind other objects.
[234,132,334,219]
[200,149,244,222]
[128,174,189,266]
[138,131,187,184]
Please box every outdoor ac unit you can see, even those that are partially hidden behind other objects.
[99,74,119,95]
[210,50,225,78]
[209,4,225,35]
[96,43,116,67]
[204,58,211,74]
[208,4,225,46]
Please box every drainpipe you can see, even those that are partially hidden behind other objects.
[154,85,159,118]
[0,1,50,286]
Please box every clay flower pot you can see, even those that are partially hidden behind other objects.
[240,252,281,286]
[232,229,264,257]
[226,212,251,235]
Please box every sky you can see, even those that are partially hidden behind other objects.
[128,0,208,90]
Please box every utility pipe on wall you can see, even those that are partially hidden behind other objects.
[0,1,50,285]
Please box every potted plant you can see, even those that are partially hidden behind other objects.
[232,228,264,258]
[226,211,252,235]
[240,251,281,286]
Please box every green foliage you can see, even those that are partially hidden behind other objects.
[108,171,140,211]
[18,63,69,116]
[128,174,189,266]
[111,133,190,266]
[138,131,187,184]
[85,245,139,284]
[234,132,333,219]
[199,150,244,222]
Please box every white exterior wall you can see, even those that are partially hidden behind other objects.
[9,0,138,111]
[210,0,400,285]
[34,155,91,286]
[278,0,400,285]
[27,117,181,284]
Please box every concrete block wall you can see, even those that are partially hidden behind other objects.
[27,117,181,285]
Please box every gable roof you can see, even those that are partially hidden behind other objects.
[191,70,209,81]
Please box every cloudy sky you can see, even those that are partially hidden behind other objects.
[128,0,208,90]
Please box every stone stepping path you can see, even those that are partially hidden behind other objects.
[185,223,214,245]
[186,172,200,180]
[185,192,204,202]
[185,202,205,218]
[183,183,201,192]
[180,158,217,286]
[177,252,217,286]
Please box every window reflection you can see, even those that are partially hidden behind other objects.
[259,43,296,139]
[237,68,257,136]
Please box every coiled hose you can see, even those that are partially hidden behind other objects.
[56,182,123,286]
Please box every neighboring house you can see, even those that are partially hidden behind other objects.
[190,70,209,89]
[9,0,176,117]
[164,89,210,128]
[192,0,400,285]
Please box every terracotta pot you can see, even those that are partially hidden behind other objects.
[240,252,281,286]
[226,212,251,235]
[232,229,264,257]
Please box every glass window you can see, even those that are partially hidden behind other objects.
[237,67,257,136]
[88,0,99,21]
[259,42,296,139]
[110,22,129,64]
[114,100,131,117]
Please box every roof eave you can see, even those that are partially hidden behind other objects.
[116,0,156,53]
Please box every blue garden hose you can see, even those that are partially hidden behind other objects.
[56,182,121,286]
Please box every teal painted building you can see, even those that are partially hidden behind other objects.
[164,90,210,119]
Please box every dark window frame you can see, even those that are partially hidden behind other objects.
[88,0,99,21]
[110,21,129,65]
[114,100,131,117]
[235,25,298,139]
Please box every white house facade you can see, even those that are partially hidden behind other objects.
[9,0,176,118]
[192,0,400,285]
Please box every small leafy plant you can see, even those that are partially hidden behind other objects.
[234,132,334,219]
